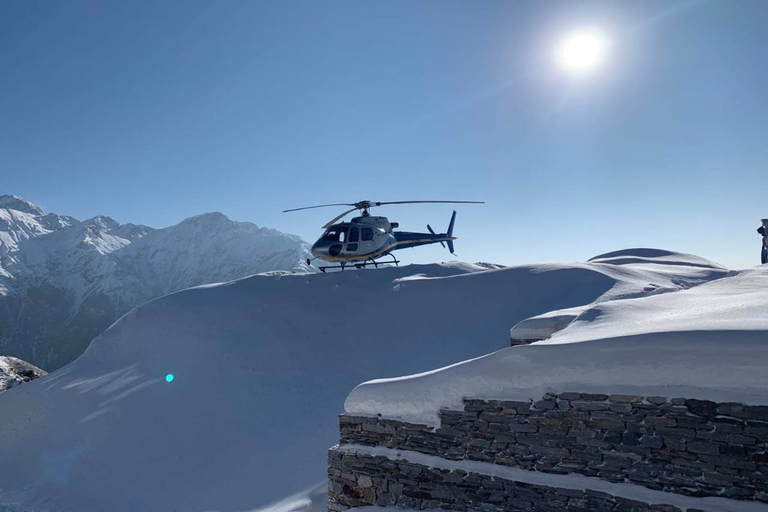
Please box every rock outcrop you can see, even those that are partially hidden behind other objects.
[0,356,47,393]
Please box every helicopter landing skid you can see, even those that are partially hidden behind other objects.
[318,254,400,273]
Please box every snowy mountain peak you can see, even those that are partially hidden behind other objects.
[38,212,76,231]
[0,194,43,216]
[179,211,238,228]
[85,215,120,230]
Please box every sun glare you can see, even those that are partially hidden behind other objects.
[559,31,609,72]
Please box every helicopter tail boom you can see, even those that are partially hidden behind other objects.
[391,210,458,255]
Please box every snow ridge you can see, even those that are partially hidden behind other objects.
[345,262,768,426]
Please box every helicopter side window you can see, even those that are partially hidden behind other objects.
[361,227,374,241]
[321,226,347,242]
[349,227,359,243]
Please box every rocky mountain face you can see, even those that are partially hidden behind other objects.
[0,356,47,393]
[0,195,310,371]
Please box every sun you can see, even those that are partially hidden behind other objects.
[559,31,609,72]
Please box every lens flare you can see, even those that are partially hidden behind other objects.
[166,374,174,382]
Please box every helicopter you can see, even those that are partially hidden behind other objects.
[283,200,484,272]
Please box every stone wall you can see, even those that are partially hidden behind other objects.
[330,449,704,512]
[328,392,768,511]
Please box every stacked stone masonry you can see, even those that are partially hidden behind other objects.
[328,393,768,512]
[330,449,711,512]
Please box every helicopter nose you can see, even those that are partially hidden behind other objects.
[312,241,343,258]
[311,241,332,258]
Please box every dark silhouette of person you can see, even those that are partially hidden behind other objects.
[758,219,768,264]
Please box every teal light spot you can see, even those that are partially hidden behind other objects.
[166,374,174,382]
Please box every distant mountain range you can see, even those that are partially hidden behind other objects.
[0,195,310,370]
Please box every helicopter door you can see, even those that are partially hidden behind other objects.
[360,227,375,253]
[346,227,359,253]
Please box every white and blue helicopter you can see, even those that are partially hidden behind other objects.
[283,200,483,272]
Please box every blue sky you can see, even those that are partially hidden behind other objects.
[2,0,767,269]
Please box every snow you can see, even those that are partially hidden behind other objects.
[257,483,328,512]
[0,196,310,303]
[345,263,768,427]
[540,267,766,343]
[508,305,587,341]
[334,445,768,512]
[0,356,46,392]
[0,195,43,216]
[588,247,727,269]
[0,195,314,371]
[0,249,732,511]
[0,358,12,391]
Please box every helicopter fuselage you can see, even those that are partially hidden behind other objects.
[310,214,456,263]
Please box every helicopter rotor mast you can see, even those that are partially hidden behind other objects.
[282,200,484,229]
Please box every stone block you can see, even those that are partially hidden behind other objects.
[655,427,695,439]
[534,399,557,411]
[686,442,720,456]
[741,406,768,421]
[581,393,609,401]
[571,400,610,412]
[586,419,625,430]
[508,423,538,433]
[640,435,664,449]
[528,417,563,426]
[685,399,718,418]
[610,402,635,414]
[610,394,643,403]
[644,417,677,428]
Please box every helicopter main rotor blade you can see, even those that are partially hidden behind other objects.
[285,200,484,213]
[375,200,485,206]
[322,207,359,229]
[282,203,355,213]
[284,199,484,229]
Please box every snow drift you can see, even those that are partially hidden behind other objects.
[346,260,768,427]
[0,249,731,511]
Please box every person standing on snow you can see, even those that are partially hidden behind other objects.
[758,219,768,264]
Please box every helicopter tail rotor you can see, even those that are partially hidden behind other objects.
[427,224,446,249]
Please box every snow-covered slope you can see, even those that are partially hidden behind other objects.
[0,195,310,370]
[346,257,768,427]
[0,250,730,512]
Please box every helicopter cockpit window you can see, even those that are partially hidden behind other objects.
[361,227,374,241]
[321,225,347,242]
